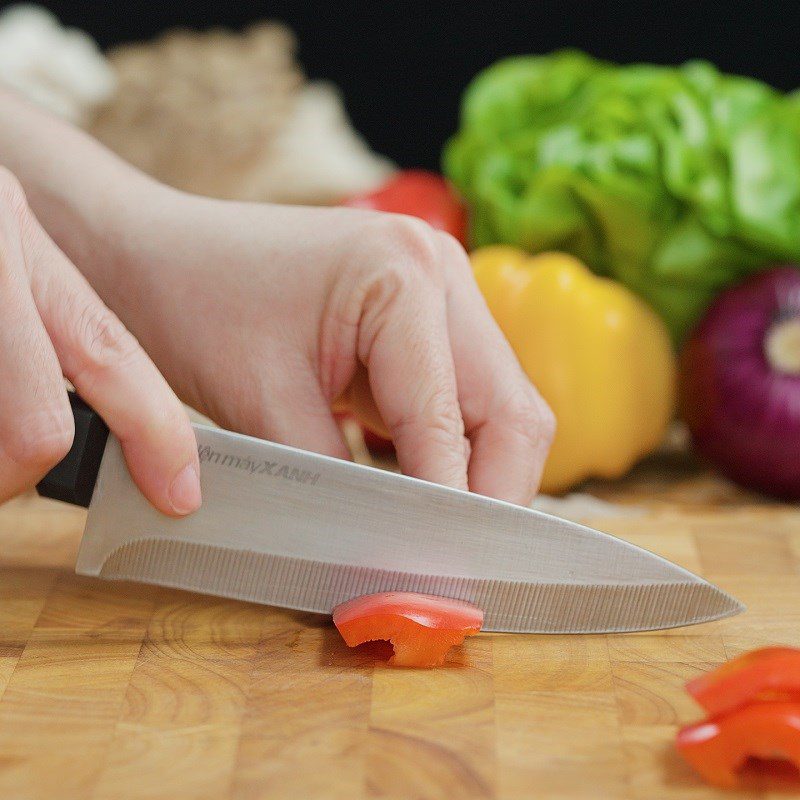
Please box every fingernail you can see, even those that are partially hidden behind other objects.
[169,462,202,515]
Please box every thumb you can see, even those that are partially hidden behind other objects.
[28,223,202,517]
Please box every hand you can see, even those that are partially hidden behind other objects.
[0,168,201,514]
[0,89,552,507]
[103,190,555,505]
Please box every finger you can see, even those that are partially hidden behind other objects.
[359,262,468,490]
[0,193,74,500]
[28,224,201,517]
[441,236,555,504]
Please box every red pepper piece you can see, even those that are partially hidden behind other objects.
[361,426,394,455]
[687,647,800,716]
[332,591,483,668]
[677,702,800,788]
[341,170,468,245]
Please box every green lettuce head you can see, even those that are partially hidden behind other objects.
[444,50,800,342]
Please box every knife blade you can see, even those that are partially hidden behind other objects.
[37,393,743,633]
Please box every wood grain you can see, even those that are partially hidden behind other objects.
[0,459,798,800]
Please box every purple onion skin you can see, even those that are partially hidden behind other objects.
[680,266,800,500]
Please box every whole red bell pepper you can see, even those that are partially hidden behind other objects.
[332,591,483,668]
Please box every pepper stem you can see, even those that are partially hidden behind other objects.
[766,318,800,375]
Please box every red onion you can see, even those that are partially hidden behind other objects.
[680,266,800,500]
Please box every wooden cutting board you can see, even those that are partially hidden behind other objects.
[0,454,798,800]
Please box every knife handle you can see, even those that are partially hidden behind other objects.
[36,391,109,508]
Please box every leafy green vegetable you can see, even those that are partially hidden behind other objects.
[444,50,800,341]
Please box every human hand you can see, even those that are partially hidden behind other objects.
[0,169,201,514]
[108,190,555,505]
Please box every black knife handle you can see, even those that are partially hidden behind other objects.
[36,391,109,508]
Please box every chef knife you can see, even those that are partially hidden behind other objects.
[36,392,743,633]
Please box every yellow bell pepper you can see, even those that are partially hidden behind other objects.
[471,246,677,493]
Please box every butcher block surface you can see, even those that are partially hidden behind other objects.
[0,452,799,800]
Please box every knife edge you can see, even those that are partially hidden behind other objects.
[86,536,744,633]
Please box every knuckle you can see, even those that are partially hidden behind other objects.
[394,384,466,445]
[446,254,474,288]
[3,402,74,471]
[364,214,443,283]
[75,303,141,377]
[538,403,557,445]
[0,167,28,220]
[118,386,186,447]
[505,390,557,450]
[152,398,190,439]
[437,230,468,260]
[369,258,413,300]
[398,415,468,466]
[135,400,187,449]
[437,232,472,277]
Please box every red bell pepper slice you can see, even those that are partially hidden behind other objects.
[361,426,395,455]
[677,702,800,788]
[687,647,800,716]
[341,170,468,245]
[332,591,483,668]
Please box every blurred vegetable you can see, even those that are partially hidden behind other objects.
[680,266,800,499]
[444,50,800,342]
[677,702,800,788]
[342,170,468,244]
[471,246,676,493]
[0,5,115,124]
[332,592,483,668]
[687,647,800,717]
[91,25,394,204]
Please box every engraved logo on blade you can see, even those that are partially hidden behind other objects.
[197,444,320,485]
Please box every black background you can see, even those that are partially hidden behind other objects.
[7,1,800,169]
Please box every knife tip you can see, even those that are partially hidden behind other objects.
[702,582,745,623]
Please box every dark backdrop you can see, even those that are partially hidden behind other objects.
[7,0,800,169]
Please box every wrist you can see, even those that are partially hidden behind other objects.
[0,87,170,310]
[74,176,176,316]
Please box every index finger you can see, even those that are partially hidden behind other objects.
[358,261,469,491]
[29,228,202,517]
[441,237,556,504]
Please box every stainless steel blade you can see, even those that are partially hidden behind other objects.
[76,425,743,633]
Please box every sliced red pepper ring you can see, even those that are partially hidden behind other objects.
[676,702,800,788]
[332,591,483,668]
[686,647,800,716]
